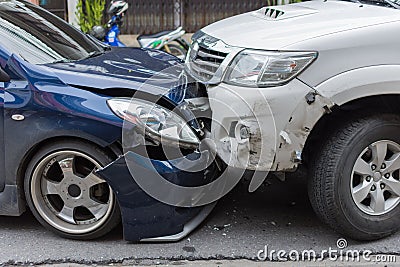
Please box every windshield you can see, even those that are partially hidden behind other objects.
[340,0,400,8]
[0,0,103,64]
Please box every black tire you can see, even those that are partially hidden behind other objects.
[309,114,400,241]
[24,140,120,240]
[164,43,187,60]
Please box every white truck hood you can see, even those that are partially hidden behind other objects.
[201,0,400,50]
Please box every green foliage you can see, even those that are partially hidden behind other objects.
[76,0,106,33]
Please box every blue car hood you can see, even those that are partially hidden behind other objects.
[43,47,183,97]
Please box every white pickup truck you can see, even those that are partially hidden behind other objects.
[187,0,400,240]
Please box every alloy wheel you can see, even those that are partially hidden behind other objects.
[351,140,400,216]
[30,150,114,234]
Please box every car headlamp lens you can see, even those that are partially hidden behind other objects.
[107,98,199,146]
[224,50,317,87]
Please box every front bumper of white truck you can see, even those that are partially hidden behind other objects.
[207,79,334,172]
[186,32,335,173]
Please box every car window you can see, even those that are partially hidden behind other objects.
[0,0,103,64]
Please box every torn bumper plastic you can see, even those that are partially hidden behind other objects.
[208,79,334,172]
[96,151,218,242]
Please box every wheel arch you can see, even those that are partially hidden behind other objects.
[315,65,400,106]
[302,94,400,167]
[301,64,400,167]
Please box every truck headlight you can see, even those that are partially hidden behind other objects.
[107,98,200,148]
[224,50,317,87]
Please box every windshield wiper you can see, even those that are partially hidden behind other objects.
[382,0,400,8]
[85,33,111,51]
[83,50,106,60]
[354,0,400,9]
[50,58,72,64]
[49,51,106,64]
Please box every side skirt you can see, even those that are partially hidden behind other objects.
[0,185,25,216]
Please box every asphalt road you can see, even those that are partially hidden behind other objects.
[1,173,399,266]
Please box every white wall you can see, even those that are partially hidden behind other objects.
[68,0,79,29]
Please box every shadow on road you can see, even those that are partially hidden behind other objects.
[0,172,316,242]
[1,172,382,264]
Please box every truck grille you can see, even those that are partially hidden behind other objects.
[188,45,228,82]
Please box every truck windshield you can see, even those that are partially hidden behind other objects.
[341,0,400,9]
[0,0,103,64]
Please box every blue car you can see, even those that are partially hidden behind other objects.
[0,0,219,241]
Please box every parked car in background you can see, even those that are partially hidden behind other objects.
[187,0,400,240]
[0,0,218,241]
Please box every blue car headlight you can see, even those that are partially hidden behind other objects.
[107,98,200,148]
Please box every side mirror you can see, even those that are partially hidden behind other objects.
[0,68,10,82]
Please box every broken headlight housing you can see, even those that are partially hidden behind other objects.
[107,98,200,148]
[224,50,317,87]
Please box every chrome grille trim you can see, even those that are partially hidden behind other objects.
[194,59,220,69]
[197,47,227,62]
[188,45,228,82]
[186,32,244,84]
[190,61,216,76]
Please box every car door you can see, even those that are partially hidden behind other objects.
[0,67,7,192]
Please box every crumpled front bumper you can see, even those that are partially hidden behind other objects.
[96,151,218,242]
[208,79,334,172]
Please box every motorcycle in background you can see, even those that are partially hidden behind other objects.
[91,0,189,60]
[137,26,188,60]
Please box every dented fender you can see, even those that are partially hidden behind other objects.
[273,91,335,171]
[207,79,335,189]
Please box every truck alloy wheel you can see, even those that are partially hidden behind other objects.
[351,140,400,216]
[309,114,400,241]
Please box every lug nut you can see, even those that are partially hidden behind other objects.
[384,173,390,179]
[371,185,376,191]
[366,176,372,182]
[371,165,377,171]
[239,126,250,139]
[381,163,386,169]
[380,184,386,190]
